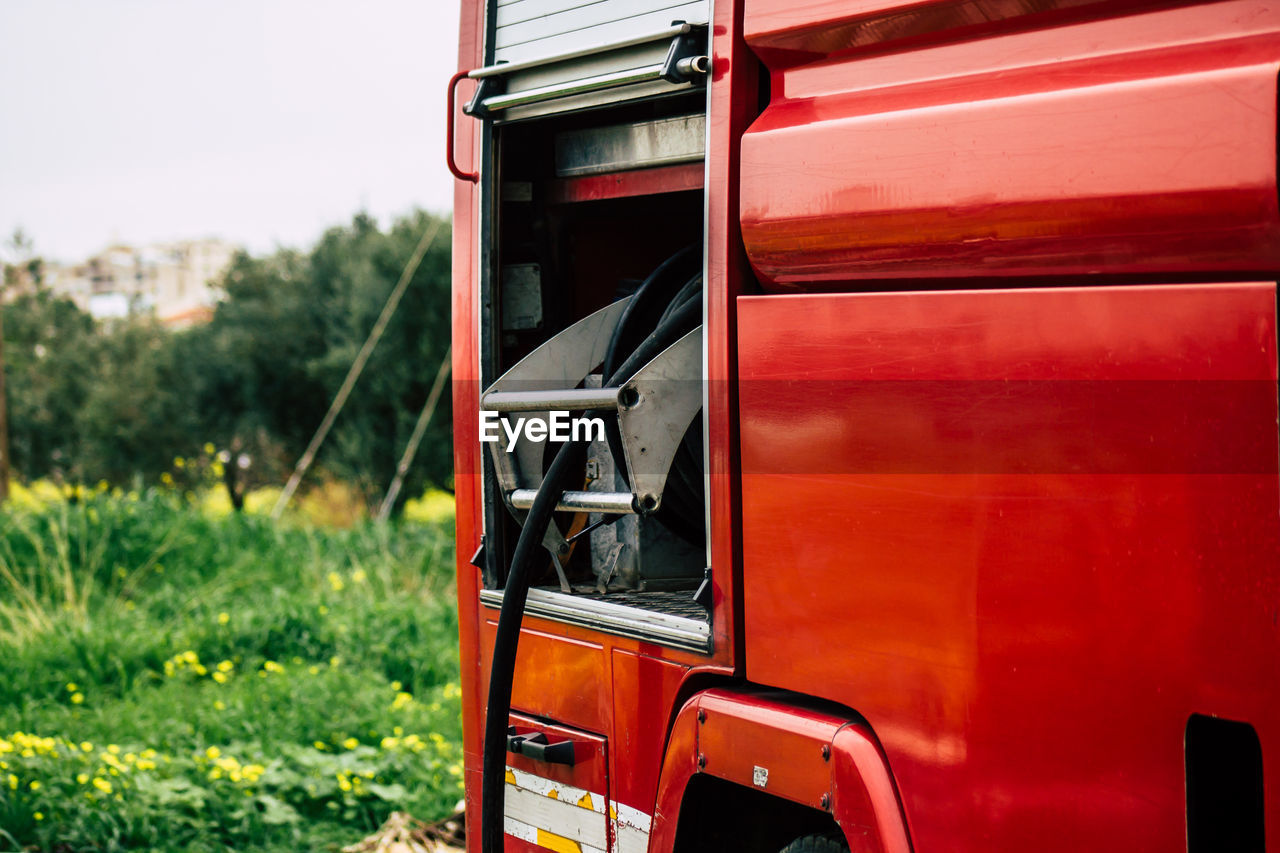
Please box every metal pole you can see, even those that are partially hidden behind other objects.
[271,217,443,520]
[376,346,452,522]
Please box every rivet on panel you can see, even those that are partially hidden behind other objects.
[697,753,707,769]
[820,793,831,810]
[821,744,831,761]
[697,709,706,723]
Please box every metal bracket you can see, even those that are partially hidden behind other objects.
[660,29,710,84]
[480,303,703,571]
[617,327,703,513]
[463,73,501,119]
[482,296,632,501]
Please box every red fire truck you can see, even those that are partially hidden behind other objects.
[448,1,1279,851]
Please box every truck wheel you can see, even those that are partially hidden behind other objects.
[778,834,850,853]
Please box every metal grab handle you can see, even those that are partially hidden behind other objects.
[465,26,709,116]
[507,731,576,766]
[447,70,478,182]
[479,63,668,114]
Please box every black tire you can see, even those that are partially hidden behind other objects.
[778,834,851,853]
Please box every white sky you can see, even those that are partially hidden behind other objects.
[0,0,462,263]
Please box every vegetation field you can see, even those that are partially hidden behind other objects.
[0,486,462,852]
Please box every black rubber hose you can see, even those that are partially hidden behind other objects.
[604,271,703,489]
[603,245,699,382]
[479,439,586,853]
[480,292,704,853]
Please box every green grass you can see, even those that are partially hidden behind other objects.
[0,489,462,852]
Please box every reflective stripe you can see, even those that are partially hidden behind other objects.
[503,765,653,853]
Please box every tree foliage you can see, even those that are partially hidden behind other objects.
[0,210,452,513]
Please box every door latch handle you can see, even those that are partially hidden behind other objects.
[506,730,576,766]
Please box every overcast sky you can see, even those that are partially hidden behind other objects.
[0,0,461,263]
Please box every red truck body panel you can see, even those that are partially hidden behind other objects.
[738,283,1280,850]
[453,0,1280,848]
[741,0,1280,287]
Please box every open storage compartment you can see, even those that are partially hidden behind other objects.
[470,26,712,650]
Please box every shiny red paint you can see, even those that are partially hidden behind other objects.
[830,726,911,853]
[450,0,484,837]
[737,283,1280,851]
[609,651,691,813]
[697,689,842,810]
[648,697,702,853]
[741,1,1280,288]
[649,688,912,853]
[546,163,704,205]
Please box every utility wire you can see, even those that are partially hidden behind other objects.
[377,345,451,522]
[271,217,444,519]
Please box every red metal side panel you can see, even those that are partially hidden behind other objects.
[452,0,485,844]
[697,690,841,810]
[743,0,1144,60]
[478,622,610,735]
[737,284,1280,852]
[740,1,1280,288]
[609,651,690,815]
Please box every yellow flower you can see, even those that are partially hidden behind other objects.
[308,665,321,675]
[391,692,413,711]
[216,660,234,673]
[92,777,112,794]
[317,605,329,616]
[326,572,345,592]
[205,746,221,759]
[107,745,120,755]
[160,472,174,486]
[342,737,358,750]
[212,671,228,684]
[337,775,353,792]
[380,736,399,750]
[193,665,208,676]
[329,656,341,668]
[65,683,78,692]
[214,700,226,711]
[203,442,216,455]
[352,568,367,584]
[390,680,402,692]
[217,612,230,625]
[33,812,43,821]
[70,692,85,705]
[29,780,40,790]
[174,456,185,469]
[76,772,90,784]
[262,660,284,674]
[314,741,327,751]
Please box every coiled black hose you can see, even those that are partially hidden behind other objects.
[480,258,703,853]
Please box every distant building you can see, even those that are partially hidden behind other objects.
[40,238,237,327]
